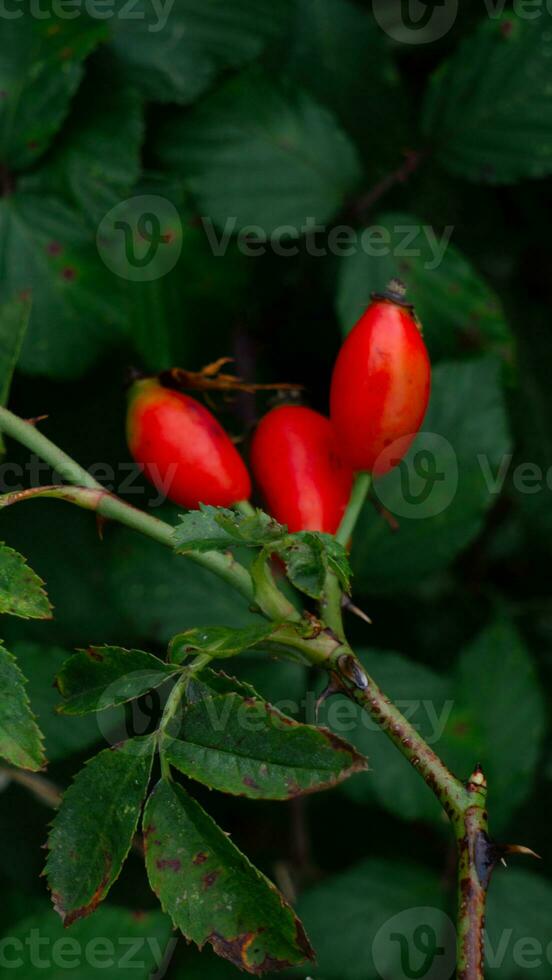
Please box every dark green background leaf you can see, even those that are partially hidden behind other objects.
[353,358,512,591]
[2,903,174,980]
[296,858,449,980]
[158,70,361,234]
[109,0,292,104]
[423,13,552,184]
[337,211,512,362]
[0,193,122,378]
[0,18,106,170]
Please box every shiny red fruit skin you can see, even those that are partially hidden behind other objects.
[330,299,431,476]
[250,405,354,534]
[127,380,251,509]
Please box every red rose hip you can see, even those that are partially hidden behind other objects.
[127,380,251,509]
[250,405,354,534]
[330,285,431,477]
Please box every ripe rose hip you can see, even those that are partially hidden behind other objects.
[330,284,431,477]
[250,404,354,534]
[127,380,251,509]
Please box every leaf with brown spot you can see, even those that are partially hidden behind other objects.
[143,779,314,974]
[45,736,155,924]
[161,691,368,800]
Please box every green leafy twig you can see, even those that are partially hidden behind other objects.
[0,404,526,980]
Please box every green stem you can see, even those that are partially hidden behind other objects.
[320,569,346,639]
[0,409,104,491]
[0,483,255,604]
[322,472,372,638]
[250,551,301,623]
[158,653,212,781]
[336,471,372,547]
[454,769,491,980]
[234,499,256,518]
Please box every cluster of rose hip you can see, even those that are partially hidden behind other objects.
[127,283,431,533]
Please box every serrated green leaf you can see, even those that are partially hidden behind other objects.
[286,0,408,170]
[172,508,239,554]
[158,69,361,235]
[0,643,45,771]
[3,904,174,980]
[337,211,512,362]
[0,17,107,171]
[109,0,292,104]
[12,643,113,763]
[0,193,123,379]
[170,625,277,664]
[143,779,314,972]
[353,358,512,592]
[173,505,285,555]
[187,668,261,705]
[216,508,286,546]
[277,532,351,600]
[23,59,144,226]
[56,646,179,716]
[45,737,155,925]
[0,542,51,620]
[423,13,552,184]
[163,691,367,800]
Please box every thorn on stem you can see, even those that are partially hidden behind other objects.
[501,844,541,861]
[467,765,487,791]
[314,678,341,722]
[341,594,372,625]
[96,514,108,541]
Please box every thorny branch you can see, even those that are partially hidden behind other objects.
[0,405,537,980]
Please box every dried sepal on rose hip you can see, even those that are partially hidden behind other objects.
[330,280,431,477]
[126,379,251,510]
[250,404,354,534]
